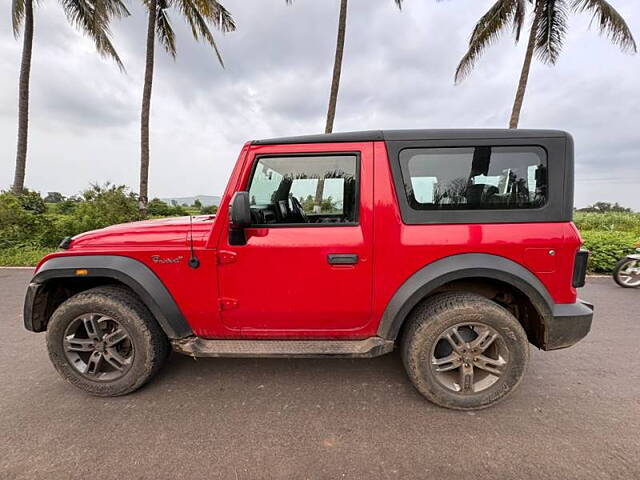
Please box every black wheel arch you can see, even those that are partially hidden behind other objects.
[378,253,554,348]
[24,255,193,339]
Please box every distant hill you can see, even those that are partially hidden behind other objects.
[160,195,220,207]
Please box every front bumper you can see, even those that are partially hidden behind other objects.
[544,300,594,350]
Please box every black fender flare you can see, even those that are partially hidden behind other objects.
[377,253,554,341]
[27,255,193,339]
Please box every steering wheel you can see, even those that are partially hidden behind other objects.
[289,196,308,223]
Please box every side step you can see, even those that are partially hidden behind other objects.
[171,336,394,359]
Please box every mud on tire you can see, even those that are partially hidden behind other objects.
[46,286,170,396]
[401,292,529,410]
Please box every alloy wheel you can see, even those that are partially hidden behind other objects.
[63,313,134,381]
[617,259,640,287]
[430,323,509,394]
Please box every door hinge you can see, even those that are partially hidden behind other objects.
[217,250,237,265]
[219,297,239,311]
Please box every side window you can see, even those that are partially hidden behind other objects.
[247,155,358,225]
[400,146,547,210]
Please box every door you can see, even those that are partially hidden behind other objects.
[217,144,374,337]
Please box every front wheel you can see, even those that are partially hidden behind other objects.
[401,292,529,410]
[46,286,170,396]
[613,258,640,288]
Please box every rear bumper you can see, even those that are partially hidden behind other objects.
[544,300,594,350]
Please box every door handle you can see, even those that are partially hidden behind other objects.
[327,254,359,265]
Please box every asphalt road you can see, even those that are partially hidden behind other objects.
[1,270,639,480]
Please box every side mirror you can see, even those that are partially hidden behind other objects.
[230,191,251,228]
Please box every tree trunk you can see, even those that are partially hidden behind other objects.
[313,177,325,213]
[509,0,543,129]
[139,0,158,208]
[325,0,348,134]
[13,0,34,194]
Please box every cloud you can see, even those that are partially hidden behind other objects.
[1,0,639,208]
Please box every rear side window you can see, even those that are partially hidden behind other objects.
[399,146,547,210]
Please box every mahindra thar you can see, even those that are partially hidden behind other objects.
[23,129,593,410]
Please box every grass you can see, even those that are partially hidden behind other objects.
[0,246,53,267]
[574,211,640,235]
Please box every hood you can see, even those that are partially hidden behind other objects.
[69,215,215,249]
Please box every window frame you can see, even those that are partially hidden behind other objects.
[386,136,572,225]
[399,145,549,212]
[244,152,362,228]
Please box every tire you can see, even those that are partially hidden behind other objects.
[46,285,170,396]
[401,292,529,410]
[613,258,640,288]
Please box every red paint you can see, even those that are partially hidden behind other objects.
[36,140,582,339]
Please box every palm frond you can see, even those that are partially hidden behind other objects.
[101,0,130,18]
[12,0,26,37]
[156,0,177,57]
[572,0,637,53]
[60,0,126,70]
[535,0,569,64]
[169,0,235,66]
[194,0,235,33]
[455,0,519,82]
[513,0,527,41]
[173,0,221,65]
[90,0,129,63]
[95,33,126,71]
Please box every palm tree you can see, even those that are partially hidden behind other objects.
[10,0,128,194]
[138,0,235,208]
[455,0,636,128]
[287,0,403,134]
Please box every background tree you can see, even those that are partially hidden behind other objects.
[11,0,128,194]
[455,0,636,128]
[138,0,235,208]
[200,204,218,215]
[44,192,65,203]
[287,0,403,133]
[578,201,632,213]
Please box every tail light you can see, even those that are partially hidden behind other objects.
[572,250,589,288]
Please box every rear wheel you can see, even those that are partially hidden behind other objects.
[401,292,529,410]
[613,258,640,288]
[46,286,170,396]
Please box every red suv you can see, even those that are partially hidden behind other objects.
[24,129,593,410]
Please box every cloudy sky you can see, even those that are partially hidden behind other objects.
[1,0,639,208]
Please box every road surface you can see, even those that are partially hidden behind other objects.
[1,269,638,479]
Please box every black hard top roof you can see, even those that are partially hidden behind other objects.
[252,129,568,145]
